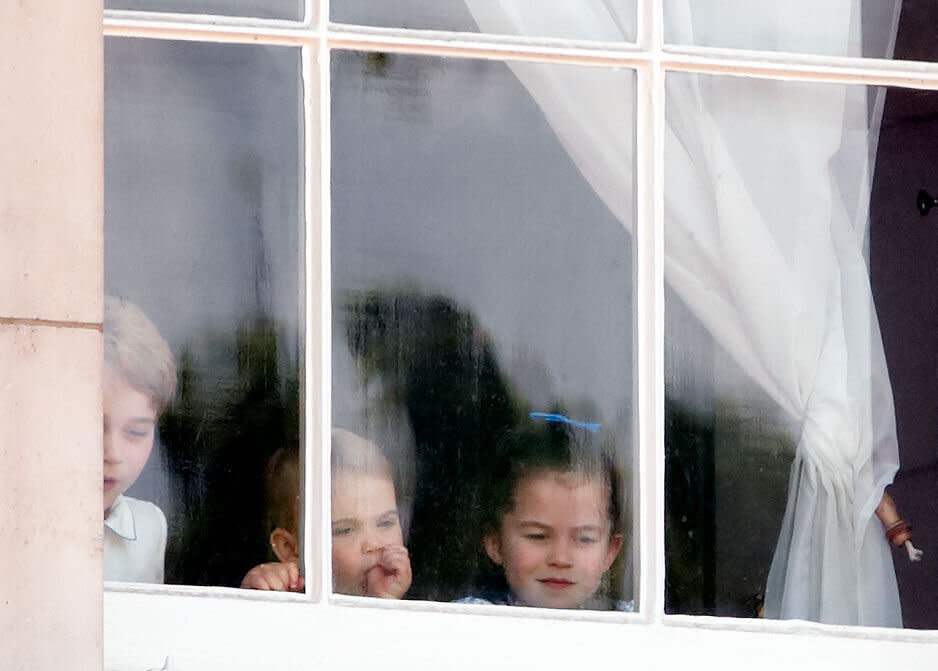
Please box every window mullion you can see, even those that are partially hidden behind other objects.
[633,0,665,624]
[303,32,332,603]
[318,0,328,29]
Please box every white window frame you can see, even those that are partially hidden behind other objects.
[102,2,938,668]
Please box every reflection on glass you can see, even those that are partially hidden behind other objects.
[106,0,303,21]
[663,0,903,60]
[332,0,636,43]
[331,51,636,608]
[104,38,302,586]
[664,72,938,628]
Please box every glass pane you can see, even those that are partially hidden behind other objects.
[331,51,636,609]
[104,38,303,587]
[332,1,636,43]
[106,0,303,21]
[663,0,916,61]
[664,72,938,628]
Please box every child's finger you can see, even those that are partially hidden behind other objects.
[371,548,412,599]
[379,546,410,572]
[250,575,273,590]
[378,544,408,563]
[242,561,304,591]
[273,563,302,591]
[241,566,272,590]
[385,555,407,574]
[363,563,385,595]
[285,562,302,591]
[259,562,296,592]
[380,543,409,556]
[258,570,281,591]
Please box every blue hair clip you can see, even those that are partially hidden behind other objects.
[529,412,600,433]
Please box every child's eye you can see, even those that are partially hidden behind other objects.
[124,428,150,439]
[577,536,599,544]
[523,533,547,541]
[332,526,353,537]
[377,518,397,529]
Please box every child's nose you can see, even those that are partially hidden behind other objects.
[547,538,574,567]
[360,530,380,554]
[103,427,121,463]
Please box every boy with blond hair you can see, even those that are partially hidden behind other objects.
[103,295,176,583]
[242,428,411,598]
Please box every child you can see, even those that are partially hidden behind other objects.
[460,412,627,610]
[103,295,177,583]
[241,428,412,598]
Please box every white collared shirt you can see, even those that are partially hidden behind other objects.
[104,494,167,583]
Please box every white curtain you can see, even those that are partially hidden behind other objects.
[464,0,904,625]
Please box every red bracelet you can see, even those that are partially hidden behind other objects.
[885,520,911,544]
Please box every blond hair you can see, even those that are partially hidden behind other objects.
[103,295,177,413]
[331,428,393,478]
[265,429,393,535]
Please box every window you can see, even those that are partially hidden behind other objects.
[102,1,938,668]
[105,36,303,588]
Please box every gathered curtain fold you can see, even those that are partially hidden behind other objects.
[464,0,904,625]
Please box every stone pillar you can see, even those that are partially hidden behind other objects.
[0,2,103,669]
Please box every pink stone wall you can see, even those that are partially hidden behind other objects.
[0,2,103,668]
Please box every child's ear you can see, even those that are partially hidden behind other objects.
[483,534,504,566]
[603,533,624,571]
[270,528,299,563]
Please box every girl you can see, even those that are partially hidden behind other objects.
[461,413,628,610]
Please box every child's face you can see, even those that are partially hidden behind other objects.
[331,469,404,595]
[103,369,157,515]
[485,471,622,609]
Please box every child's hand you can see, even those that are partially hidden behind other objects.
[240,561,304,592]
[364,544,412,599]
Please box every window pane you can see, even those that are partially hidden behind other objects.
[104,38,303,587]
[331,51,636,609]
[332,1,636,43]
[105,0,303,21]
[664,72,938,627]
[663,0,914,61]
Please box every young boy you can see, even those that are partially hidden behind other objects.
[241,428,412,599]
[103,295,177,583]
[462,413,627,610]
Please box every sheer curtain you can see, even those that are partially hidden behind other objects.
[464,0,904,625]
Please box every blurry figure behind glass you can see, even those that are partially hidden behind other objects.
[343,291,519,600]
[103,295,177,583]
[160,318,298,586]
